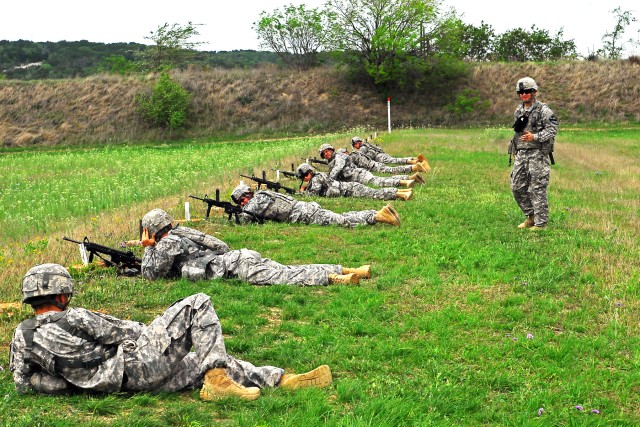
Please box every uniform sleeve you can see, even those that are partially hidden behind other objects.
[329,154,346,179]
[141,235,183,280]
[10,327,35,393]
[534,106,558,143]
[68,308,144,345]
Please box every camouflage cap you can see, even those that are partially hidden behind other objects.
[231,183,253,204]
[22,263,74,304]
[142,208,174,237]
[516,77,538,92]
[351,136,363,146]
[318,143,334,157]
[296,163,314,179]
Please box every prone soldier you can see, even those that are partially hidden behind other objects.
[318,144,415,188]
[351,136,428,167]
[10,263,331,399]
[230,183,401,227]
[296,163,413,201]
[140,208,371,285]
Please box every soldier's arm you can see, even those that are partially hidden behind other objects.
[10,328,36,393]
[329,155,346,179]
[242,193,272,221]
[68,308,144,345]
[534,106,558,143]
[141,235,183,280]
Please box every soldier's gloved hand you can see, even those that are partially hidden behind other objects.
[30,372,70,394]
[121,340,137,353]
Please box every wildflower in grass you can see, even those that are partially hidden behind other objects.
[537,408,544,416]
[512,337,518,341]
[591,409,600,414]
[526,333,534,339]
[615,302,622,307]
[575,405,584,411]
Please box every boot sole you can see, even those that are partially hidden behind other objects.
[280,365,332,390]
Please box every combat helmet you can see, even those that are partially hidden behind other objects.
[516,77,538,93]
[318,143,335,158]
[351,136,363,146]
[231,183,253,204]
[142,208,175,238]
[296,163,314,180]
[22,263,74,305]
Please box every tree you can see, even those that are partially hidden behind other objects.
[135,71,191,130]
[137,22,206,71]
[254,5,333,70]
[492,26,576,62]
[598,7,637,59]
[325,0,442,90]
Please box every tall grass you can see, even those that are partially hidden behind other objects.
[0,128,638,426]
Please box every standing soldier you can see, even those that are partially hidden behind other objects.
[230,183,400,227]
[10,263,332,399]
[318,144,415,188]
[351,136,429,168]
[140,208,370,285]
[509,77,558,230]
[296,163,413,201]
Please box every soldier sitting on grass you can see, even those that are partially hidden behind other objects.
[11,263,331,400]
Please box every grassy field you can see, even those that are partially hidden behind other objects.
[0,128,638,426]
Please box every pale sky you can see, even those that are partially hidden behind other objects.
[1,1,639,57]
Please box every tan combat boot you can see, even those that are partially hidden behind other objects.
[279,365,332,390]
[396,189,413,201]
[343,265,371,279]
[375,204,400,226]
[200,368,261,401]
[411,163,428,173]
[399,179,415,188]
[409,172,425,184]
[419,160,431,172]
[386,204,401,223]
[328,273,359,284]
[517,214,535,229]
[416,154,426,162]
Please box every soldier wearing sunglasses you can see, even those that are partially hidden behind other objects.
[509,77,558,230]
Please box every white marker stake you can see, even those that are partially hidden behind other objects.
[387,97,391,133]
[185,202,191,221]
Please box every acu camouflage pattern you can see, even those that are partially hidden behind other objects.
[303,171,399,200]
[357,141,414,165]
[348,151,413,175]
[510,99,558,227]
[142,225,342,285]
[327,149,402,188]
[240,190,377,227]
[10,293,284,394]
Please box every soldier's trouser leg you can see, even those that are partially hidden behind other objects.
[510,153,534,217]
[226,249,341,286]
[289,202,351,227]
[529,153,551,226]
[124,293,283,391]
[375,153,412,164]
[355,169,401,187]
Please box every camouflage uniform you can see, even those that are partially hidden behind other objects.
[141,225,342,285]
[328,149,402,187]
[357,141,414,165]
[510,99,558,227]
[349,151,412,176]
[11,293,284,394]
[240,190,377,227]
[303,171,399,200]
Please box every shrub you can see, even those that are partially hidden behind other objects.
[135,71,190,129]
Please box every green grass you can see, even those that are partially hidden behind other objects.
[0,128,639,426]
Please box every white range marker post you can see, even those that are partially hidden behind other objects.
[387,97,391,133]
[185,202,191,221]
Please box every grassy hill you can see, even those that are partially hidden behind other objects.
[1,61,639,148]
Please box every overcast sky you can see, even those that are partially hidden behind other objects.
[1,1,639,57]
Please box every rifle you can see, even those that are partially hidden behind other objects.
[189,189,243,223]
[301,157,328,167]
[240,171,297,195]
[63,236,141,276]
